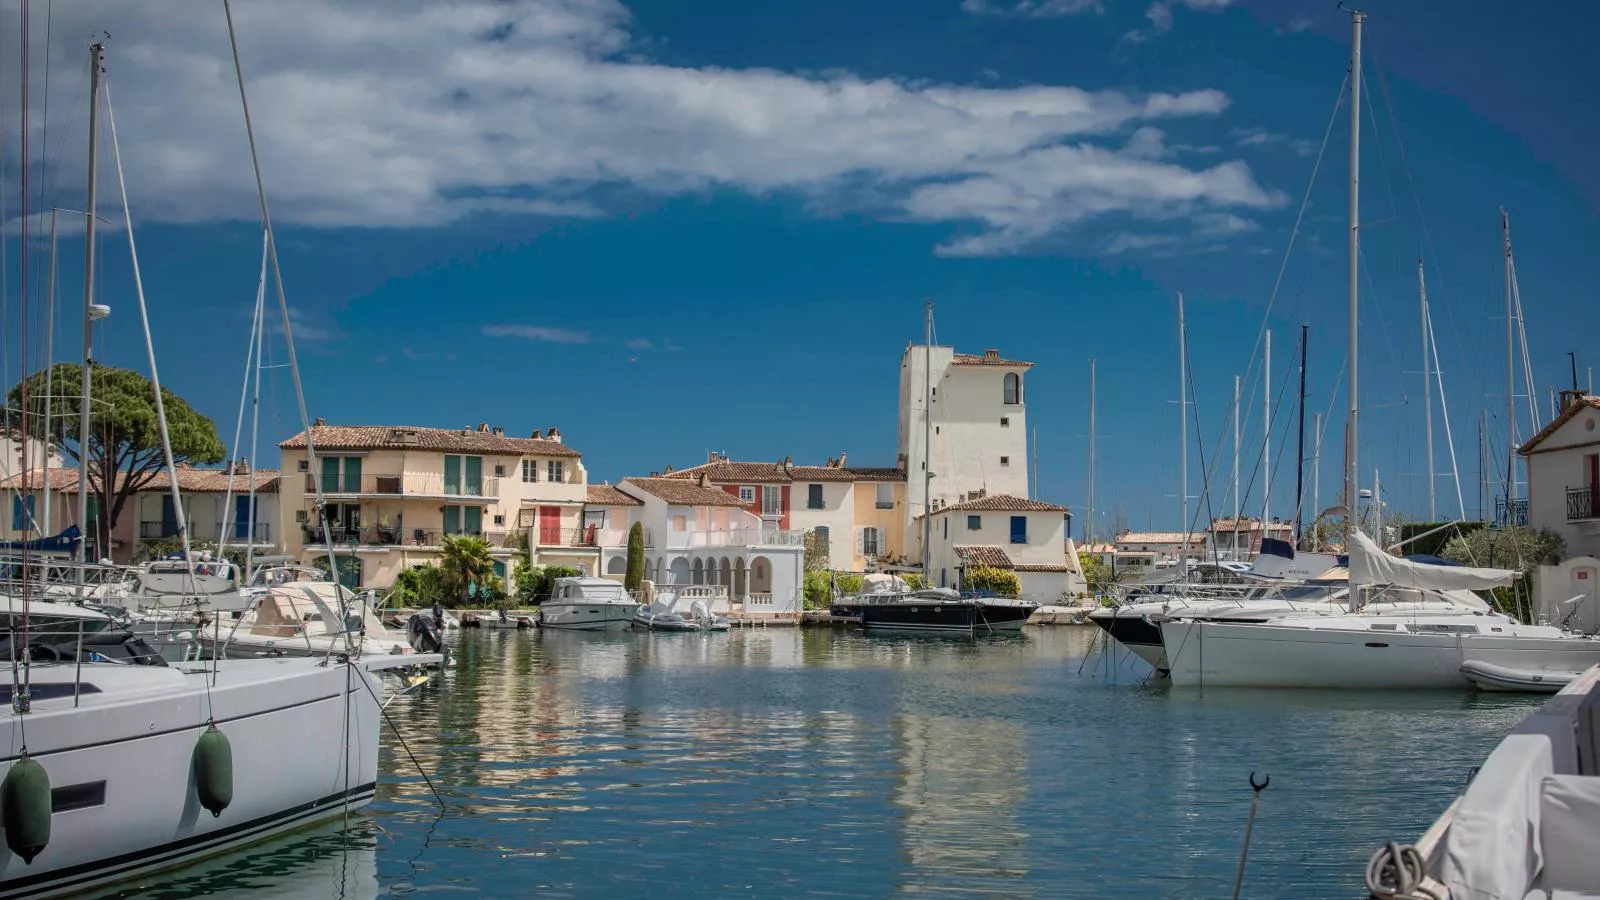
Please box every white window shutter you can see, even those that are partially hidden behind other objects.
[855,529,864,554]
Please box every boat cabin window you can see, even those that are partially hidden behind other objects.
[1411,623,1480,634]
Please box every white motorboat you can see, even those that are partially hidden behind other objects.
[150,580,422,662]
[1159,531,1600,689]
[537,577,639,631]
[0,650,437,899]
[632,586,728,632]
[1362,665,1600,899]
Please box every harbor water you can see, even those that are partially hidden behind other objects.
[108,627,1539,898]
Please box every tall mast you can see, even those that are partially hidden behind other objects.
[77,43,105,569]
[1233,374,1241,557]
[1502,207,1516,510]
[1419,257,1435,521]
[1178,291,1189,572]
[1087,356,1096,545]
[1313,412,1323,540]
[1344,9,1364,547]
[1263,328,1272,528]
[1295,324,1307,547]
[42,210,58,537]
[921,300,933,577]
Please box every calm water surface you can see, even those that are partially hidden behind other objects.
[115,627,1539,898]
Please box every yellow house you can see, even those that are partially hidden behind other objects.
[277,422,591,590]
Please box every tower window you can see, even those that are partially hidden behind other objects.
[1000,456,1010,466]
[1003,373,1021,405]
[1000,417,1010,427]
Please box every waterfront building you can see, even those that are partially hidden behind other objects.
[1521,392,1600,628]
[664,454,907,572]
[585,474,806,614]
[1112,530,1210,569]
[277,422,587,589]
[920,494,1082,601]
[1206,517,1294,559]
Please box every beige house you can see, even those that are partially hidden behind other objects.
[922,494,1083,601]
[276,422,589,589]
[1521,393,1600,631]
[663,453,907,571]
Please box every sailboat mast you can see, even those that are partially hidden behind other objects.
[1502,207,1516,510]
[922,300,933,576]
[1263,329,1272,528]
[1087,356,1096,545]
[1179,291,1189,571]
[1344,9,1364,548]
[1313,412,1323,533]
[1233,374,1241,557]
[1419,257,1435,521]
[1295,324,1307,548]
[77,42,105,570]
[42,210,58,537]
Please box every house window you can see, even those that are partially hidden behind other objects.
[814,526,830,555]
[761,485,782,517]
[738,486,755,503]
[861,527,881,557]
[493,514,505,526]
[940,568,947,588]
[494,464,505,478]
[1003,373,1022,405]
[1000,456,1010,466]
[807,484,824,509]
[1000,417,1010,427]
[521,460,538,483]
[967,515,981,530]
[11,495,35,530]
[671,515,687,532]
[547,461,565,483]
[297,459,309,472]
[1010,515,1027,544]
[870,483,892,510]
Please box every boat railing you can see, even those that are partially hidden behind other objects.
[2,619,170,707]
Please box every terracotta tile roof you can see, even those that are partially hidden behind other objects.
[955,545,1014,568]
[0,467,279,494]
[668,459,906,484]
[622,477,748,507]
[1078,543,1117,554]
[935,494,1068,514]
[1013,563,1076,572]
[952,349,1033,368]
[586,484,642,506]
[1115,531,1206,545]
[280,425,581,457]
[1520,395,1600,455]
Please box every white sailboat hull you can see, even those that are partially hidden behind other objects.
[538,600,638,631]
[1161,619,1600,689]
[0,658,393,899]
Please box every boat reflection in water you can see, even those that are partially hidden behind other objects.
[90,822,377,900]
[892,713,1032,897]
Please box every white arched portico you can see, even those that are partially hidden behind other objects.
[669,557,690,584]
[751,555,773,596]
[607,557,626,575]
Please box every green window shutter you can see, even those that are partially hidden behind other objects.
[321,457,341,493]
[443,505,461,534]
[464,456,482,496]
[344,456,362,492]
[464,505,483,534]
[444,456,461,495]
[493,561,506,579]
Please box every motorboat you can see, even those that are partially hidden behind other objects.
[537,577,640,631]
[858,587,1037,634]
[1361,665,1600,899]
[149,579,423,662]
[632,586,728,632]
[0,646,439,899]
[1159,531,1600,689]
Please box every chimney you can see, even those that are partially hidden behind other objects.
[236,457,250,475]
[547,427,562,443]
[477,423,490,433]
[708,450,719,464]
[664,464,674,474]
[312,417,326,427]
[897,452,907,466]
[837,451,847,467]
[492,426,505,438]
[1560,389,1587,413]
[530,428,542,439]
[698,472,710,488]
[982,349,1001,362]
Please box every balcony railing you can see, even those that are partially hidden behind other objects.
[223,522,272,542]
[139,521,182,540]
[535,527,600,548]
[597,528,653,548]
[302,473,499,499]
[669,528,808,549]
[1568,487,1599,522]
[1494,498,1529,528]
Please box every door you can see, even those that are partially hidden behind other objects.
[540,506,562,545]
[321,457,342,494]
[1009,515,1027,545]
[464,456,483,496]
[235,495,253,540]
[443,505,461,536]
[161,495,179,538]
[344,456,362,493]
[444,455,461,495]
[464,505,483,536]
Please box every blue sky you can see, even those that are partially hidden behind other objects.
[3,0,1597,538]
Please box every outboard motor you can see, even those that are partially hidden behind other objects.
[408,613,443,654]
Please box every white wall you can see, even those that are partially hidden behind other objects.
[1536,556,1600,632]
[788,480,856,570]
[925,507,1068,592]
[1526,408,1600,561]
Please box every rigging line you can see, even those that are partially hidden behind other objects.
[217,231,268,548]
[1368,42,1481,408]
[1182,320,1224,567]
[1359,55,1401,235]
[1426,310,1466,519]
[1356,242,1407,404]
[1236,71,1349,415]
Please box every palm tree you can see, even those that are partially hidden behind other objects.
[439,535,495,607]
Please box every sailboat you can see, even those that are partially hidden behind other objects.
[0,33,440,900]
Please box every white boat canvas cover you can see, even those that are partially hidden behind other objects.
[1348,529,1517,592]
[860,574,909,593]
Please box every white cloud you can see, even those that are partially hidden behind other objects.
[622,337,652,349]
[1230,126,1316,157]
[1130,0,1232,40]
[0,0,1277,256]
[960,0,1102,17]
[481,325,594,343]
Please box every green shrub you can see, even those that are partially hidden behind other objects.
[964,566,1020,598]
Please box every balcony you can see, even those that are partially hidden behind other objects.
[598,528,653,548]
[223,522,272,543]
[535,526,601,549]
[301,473,499,500]
[1569,487,1600,522]
[302,525,503,549]
[1494,498,1529,528]
[668,528,808,549]
[139,521,182,540]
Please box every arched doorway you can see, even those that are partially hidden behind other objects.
[669,557,690,584]
[720,557,732,591]
[692,558,704,584]
[734,558,747,598]
[606,556,626,575]
[751,556,772,596]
